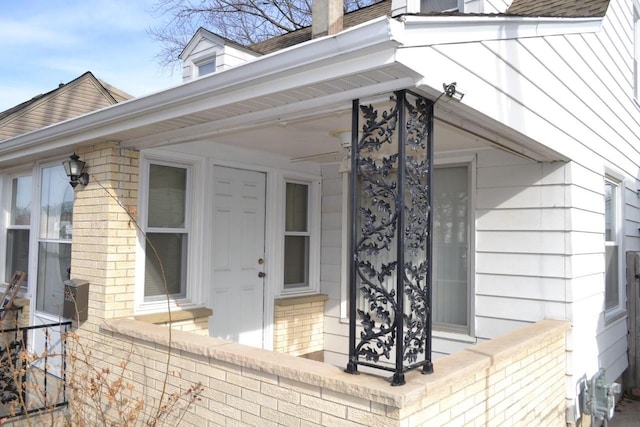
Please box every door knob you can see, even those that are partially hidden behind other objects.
[258,272,266,278]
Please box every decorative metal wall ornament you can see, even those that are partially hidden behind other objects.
[345,90,434,386]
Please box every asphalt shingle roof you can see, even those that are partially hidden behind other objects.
[249,0,610,55]
[250,0,392,54]
[507,0,610,17]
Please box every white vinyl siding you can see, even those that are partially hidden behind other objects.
[394,0,639,388]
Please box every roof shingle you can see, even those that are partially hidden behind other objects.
[507,0,610,17]
[250,0,391,54]
[242,0,611,55]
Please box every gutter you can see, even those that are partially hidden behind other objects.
[397,15,603,46]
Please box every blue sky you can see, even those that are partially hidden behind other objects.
[0,0,182,112]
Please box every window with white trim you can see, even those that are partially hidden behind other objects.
[421,0,460,12]
[281,178,320,294]
[604,178,622,311]
[143,162,191,301]
[36,164,73,314]
[5,175,31,283]
[634,0,640,101]
[432,165,470,330]
[284,181,310,290]
[197,59,216,77]
[349,163,472,332]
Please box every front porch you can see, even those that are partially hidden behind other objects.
[93,317,569,426]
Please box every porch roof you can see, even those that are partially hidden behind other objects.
[0,11,600,166]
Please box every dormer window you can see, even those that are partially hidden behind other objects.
[421,0,460,12]
[197,59,216,77]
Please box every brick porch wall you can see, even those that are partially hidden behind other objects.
[83,318,569,426]
[273,294,327,357]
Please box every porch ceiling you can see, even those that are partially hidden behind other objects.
[182,107,489,163]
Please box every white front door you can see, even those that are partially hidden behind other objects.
[210,166,266,348]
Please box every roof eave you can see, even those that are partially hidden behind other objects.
[0,17,402,160]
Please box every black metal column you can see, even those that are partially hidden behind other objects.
[345,90,434,385]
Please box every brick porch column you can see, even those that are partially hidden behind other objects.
[71,143,139,330]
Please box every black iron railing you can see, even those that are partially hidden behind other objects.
[0,317,72,420]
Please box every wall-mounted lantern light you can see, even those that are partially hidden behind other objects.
[63,153,89,188]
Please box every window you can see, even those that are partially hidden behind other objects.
[605,178,622,311]
[5,176,31,283]
[284,182,310,290]
[143,163,190,300]
[432,166,469,329]
[350,164,472,331]
[421,0,460,12]
[36,165,73,314]
[634,0,640,101]
[198,59,216,77]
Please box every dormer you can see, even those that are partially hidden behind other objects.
[179,28,260,82]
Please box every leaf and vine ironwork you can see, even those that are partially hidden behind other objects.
[346,90,434,385]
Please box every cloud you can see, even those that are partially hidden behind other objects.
[0,19,79,48]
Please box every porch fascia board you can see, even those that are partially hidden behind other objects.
[0,17,402,164]
[397,15,603,46]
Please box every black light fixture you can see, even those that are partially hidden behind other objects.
[442,82,465,101]
[63,153,89,188]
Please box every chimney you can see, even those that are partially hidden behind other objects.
[312,0,343,38]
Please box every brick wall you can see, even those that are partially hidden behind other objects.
[273,294,327,357]
[79,318,569,426]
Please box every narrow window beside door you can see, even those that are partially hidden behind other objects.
[36,165,73,315]
[5,175,31,283]
[284,182,310,289]
[144,163,190,300]
[604,179,621,311]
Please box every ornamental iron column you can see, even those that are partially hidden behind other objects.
[345,90,434,386]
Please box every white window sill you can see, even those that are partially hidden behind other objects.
[604,307,627,325]
[433,328,476,343]
[135,299,199,316]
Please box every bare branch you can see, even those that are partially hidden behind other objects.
[149,0,380,66]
